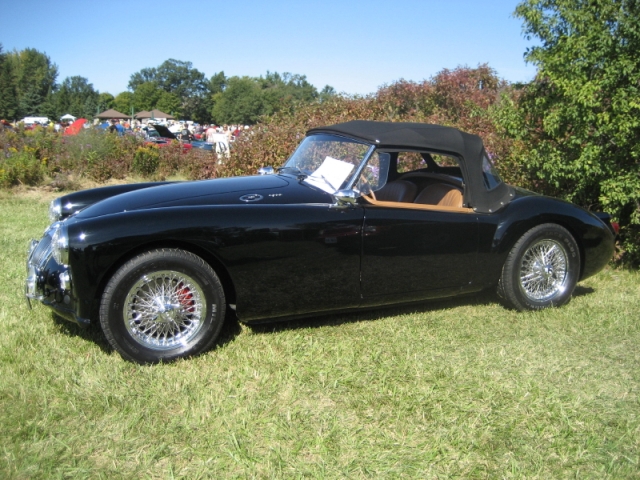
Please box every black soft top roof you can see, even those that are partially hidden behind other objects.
[307,121,512,213]
[307,121,481,155]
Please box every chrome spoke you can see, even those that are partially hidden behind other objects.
[519,239,569,301]
[124,270,207,351]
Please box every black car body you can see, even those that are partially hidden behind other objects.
[26,121,616,363]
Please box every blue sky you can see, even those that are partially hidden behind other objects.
[1,0,537,96]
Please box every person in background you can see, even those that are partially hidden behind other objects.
[179,123,193,142]
[206,124,217,143]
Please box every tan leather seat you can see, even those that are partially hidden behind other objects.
[414,183,463,208]
[375,180,418,203]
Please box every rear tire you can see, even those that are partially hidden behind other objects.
[100,249,225,363]
[498,224,580,311]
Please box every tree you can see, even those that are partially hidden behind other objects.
[319,85,337,102]
[258,71,318,116]
[113,91,134,116]
[208,71,226,95]
[155,91,181,117]
[97,92,115,112]
[129,59,209,120]
[211,76,264,124]
[5,47,58,118]
[128,67,157,91]
[18,87,45,117]
[210,71,330,125]
[0,45,18,120]
[53,76,99,119]
[508,0,640,264]
[133,81,161,111]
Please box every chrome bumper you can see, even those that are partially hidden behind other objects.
[25,233,73,310]
[25,238,42,309]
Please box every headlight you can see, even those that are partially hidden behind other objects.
[51,224,69,265]
[49,198,62,223]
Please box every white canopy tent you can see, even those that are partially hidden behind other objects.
[60,114,76,122]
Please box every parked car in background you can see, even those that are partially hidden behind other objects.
[26,121,616,363]
[144,124,192,151]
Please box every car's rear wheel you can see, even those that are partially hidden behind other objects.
[498,224,580,311]
[100,249,225,363]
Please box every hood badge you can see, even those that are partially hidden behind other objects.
[240,193,263,203]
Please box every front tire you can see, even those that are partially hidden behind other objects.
[498,224,580,311]
[100,249,225,363]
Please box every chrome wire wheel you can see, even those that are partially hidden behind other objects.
[518,239,569,302]
[124,270,208,351]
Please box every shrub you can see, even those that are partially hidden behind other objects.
[0,149,45,187]
[132,146,160,177]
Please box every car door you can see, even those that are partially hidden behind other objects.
[360,205,479,302]
[228,204,365,322]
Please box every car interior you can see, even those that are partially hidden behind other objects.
[363,151,472,213]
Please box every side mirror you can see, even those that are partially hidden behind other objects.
[258,166,275,175]
[333,189,359,208]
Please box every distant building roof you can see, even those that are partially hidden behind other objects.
[135,109,175,120]
[95,109,130,119]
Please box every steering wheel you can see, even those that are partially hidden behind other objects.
[359,174,376,200]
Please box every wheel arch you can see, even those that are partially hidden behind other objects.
[89,239,237,324]
[491,202,589,280]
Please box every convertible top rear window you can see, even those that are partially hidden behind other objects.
[482,153,503,191]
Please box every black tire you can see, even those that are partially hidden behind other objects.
[497,224,580,311]
[100,249,225,363]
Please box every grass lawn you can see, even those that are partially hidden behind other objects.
[1,191,638,478]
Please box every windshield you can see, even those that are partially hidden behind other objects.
[283,134,372,193]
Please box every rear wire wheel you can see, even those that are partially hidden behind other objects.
[498,224,580,311]
[100,249,225,363]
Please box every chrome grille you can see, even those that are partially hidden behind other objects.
[29,233,53,267]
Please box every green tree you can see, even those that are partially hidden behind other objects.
[319,85,337,102]
[113,91,134,116]
[97,92,115,112]
[133,81,161,111]
[5,47,58,118]
[259,71,318,116]
[128,66,157,90]
[210,71,331,125]
[211,76,263,124]
[18,87,44,116]
[155,91,181,117]
[53,76,99,119]
[129,59,208,120]
[0,45,18,120]
[208,71,226,95]
[507,0,640,264]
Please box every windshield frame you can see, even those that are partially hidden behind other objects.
[283,133,377,193]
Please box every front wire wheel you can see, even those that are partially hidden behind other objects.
[100,249,225,363]
[124,270,208,351]
[498,224,580,311]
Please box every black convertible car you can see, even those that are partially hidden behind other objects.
[26,121,616,363]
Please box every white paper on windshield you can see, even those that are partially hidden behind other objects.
[304,156,355,193]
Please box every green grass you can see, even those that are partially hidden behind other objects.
[1,192,639,478]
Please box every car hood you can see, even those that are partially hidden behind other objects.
[152,124,177,139]
[74,174,331,219]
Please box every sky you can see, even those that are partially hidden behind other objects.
[1,0,538,97]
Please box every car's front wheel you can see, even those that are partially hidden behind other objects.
[100,249,225,363]
[498,224,580,311]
